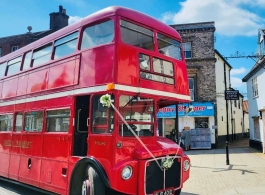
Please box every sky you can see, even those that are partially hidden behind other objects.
[1,0,265,98]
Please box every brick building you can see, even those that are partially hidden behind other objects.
[0,5,69,57]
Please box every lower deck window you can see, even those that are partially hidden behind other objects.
[46,109,70,132]
[24,111,43,132]
[0,114,13,131]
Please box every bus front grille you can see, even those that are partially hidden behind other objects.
[145,157,181,194]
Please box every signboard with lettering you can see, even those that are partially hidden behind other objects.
[225,90,239,100]
[157,102,214,118]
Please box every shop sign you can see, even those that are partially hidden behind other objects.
[157,102,214,118]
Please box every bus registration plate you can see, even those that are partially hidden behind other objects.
[153,189,174,195]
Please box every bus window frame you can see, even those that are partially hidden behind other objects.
[53,31,79,60]
[14,112,24,132]
[90,93,115,134]
[119,18,155,51]
[23,110,44,133]
[31,43,53,68]
[21,50,33,71]
[0,113,14,132]
[0,61,7,77]
[79,18,115,51]
[45,107,71,133]
[118,93,156,138]
[6,55,23,76]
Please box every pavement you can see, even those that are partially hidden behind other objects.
[181,138,265,195]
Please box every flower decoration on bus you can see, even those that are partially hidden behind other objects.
[100,94,112,107]
[161,155,174,170]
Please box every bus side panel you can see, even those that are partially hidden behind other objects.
[18,156,41,187]
[0,132,12,177]
[2,76,18,98]
[47,56,79,89]
[16,73,29,97]
[39,159,68,195]
[116,45,138,86]
[8,133,21,180]
[79,45,115,87]
[18,133,43,186]
[26,67,49,94]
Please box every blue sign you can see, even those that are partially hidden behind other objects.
[157,102,214,118]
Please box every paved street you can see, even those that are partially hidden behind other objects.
[181,142,265,195]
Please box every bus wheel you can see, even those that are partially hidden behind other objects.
[83,166,105,195]
[175,189,181,195]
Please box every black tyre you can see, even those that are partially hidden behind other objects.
[175,189,181,195]
[82,166,105,195]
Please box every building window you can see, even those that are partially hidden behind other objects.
[195,117,209,128]
[0,47,2,57]
[253,117,260,140]
[252,77,258,98]
[234,100,237,107]
[11,46,19,52]
[238,100,241,109]
[189,78,194,101]
[183,42,192,59]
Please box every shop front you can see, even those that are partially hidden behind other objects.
[157,102,215,149]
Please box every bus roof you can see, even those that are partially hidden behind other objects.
[0,6,181,62]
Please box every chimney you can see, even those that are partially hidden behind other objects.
[49,5,69,31]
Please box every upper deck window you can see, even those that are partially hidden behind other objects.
[6,56,22,76]
[32,44,52,67]
[120,20,154,51]
[54,31,78,59]
[81,20,114,50]
[0,62,6,77]
[22,51,32,70]
[157,33,182,60]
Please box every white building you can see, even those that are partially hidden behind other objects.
[242,35,265,153]
[215,50,245,145]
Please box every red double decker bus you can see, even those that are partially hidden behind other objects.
[0,6,190,195]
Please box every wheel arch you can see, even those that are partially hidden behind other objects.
[69,157,110,195]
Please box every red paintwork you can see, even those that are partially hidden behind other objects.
[0,6,190,195]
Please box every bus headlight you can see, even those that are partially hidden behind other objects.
[183,160,190,171]
[121,166,133,180]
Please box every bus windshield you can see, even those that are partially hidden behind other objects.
[119,95,154,137]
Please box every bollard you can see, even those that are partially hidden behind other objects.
[226,141,230,165]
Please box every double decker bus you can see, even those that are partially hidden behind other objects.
[0,6,190,195]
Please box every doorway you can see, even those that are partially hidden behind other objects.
[73,95,90,156]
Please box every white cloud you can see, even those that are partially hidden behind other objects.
[231,67,247,75]
[162,0,265,36]
[231,77,244,88]
[69,16,83,25]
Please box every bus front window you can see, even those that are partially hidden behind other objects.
[119,95,154,137]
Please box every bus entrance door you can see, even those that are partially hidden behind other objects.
[73,95,90,156]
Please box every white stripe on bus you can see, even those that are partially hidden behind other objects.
[0,84,190,107]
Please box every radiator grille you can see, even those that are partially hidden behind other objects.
[145,157,181,194]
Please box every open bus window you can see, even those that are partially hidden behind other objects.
[157,33,182,61]
[0,62,7,77]
[6,56,22,76]
[24,111,43,132]
[139,53,150,70]
[119,95,154,137]
[15,112,23,132]
[32,43,52,67]
[46,109,70,132]
[54,31,78,60]
[81,20,114,50]
[92,94,114,134]
[120,20,154,51]
[0,114,13,132]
